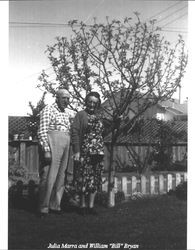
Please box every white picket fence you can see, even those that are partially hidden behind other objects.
[102,172,187,197]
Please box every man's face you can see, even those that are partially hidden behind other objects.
[57,94,70,110]
[86,96,99,114]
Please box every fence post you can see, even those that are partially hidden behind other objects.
[141,175,147,194]
[167,174,173,192]
[132,176,137,194]
[109,190,115,207]
[150,175,155,194]
[127,178,132,196]
[121,177,128,197]
[175,173,181,187]
[158,174,164,194]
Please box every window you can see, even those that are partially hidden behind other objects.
[156,113,165,120]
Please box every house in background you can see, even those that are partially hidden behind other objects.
[102,89,187,122]
[144,99,187,121]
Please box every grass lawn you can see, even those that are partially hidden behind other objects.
[8,194,187,250]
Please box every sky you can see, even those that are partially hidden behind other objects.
[8,0,189,116]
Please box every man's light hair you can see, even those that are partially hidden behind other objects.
[56,88,70,98]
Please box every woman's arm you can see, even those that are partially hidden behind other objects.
[71,112,81,154]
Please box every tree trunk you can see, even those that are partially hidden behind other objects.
[107,133,115,207]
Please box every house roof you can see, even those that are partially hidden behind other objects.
[104,119,187,144]
[165,107,184,115]
[160,100,187,114]
[102,90,188,119]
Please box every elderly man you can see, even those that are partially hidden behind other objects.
[37,88,73,217]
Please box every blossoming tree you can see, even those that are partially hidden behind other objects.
[38,14,187,206]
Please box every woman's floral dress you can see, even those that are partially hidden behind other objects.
[74,113,104,194]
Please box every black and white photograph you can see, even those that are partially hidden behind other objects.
[2,0,194,249]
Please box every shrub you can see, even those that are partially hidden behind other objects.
[171,161,187,172]
[175,181,187,201]
[147,119,187,172]
[8,164,29,185]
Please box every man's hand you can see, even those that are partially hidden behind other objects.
[73,152,80,161]
[44,151,52,164]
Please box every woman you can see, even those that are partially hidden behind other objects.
[71,91,105,215]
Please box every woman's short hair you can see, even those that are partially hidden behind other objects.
[85,91,101,107]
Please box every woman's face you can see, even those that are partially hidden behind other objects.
[86,95,99,114]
